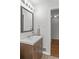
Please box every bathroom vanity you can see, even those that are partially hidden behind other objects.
[20,36,43,59]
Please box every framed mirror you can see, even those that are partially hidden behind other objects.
[21,6,34,32]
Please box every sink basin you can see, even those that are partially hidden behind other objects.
[27,36,40,39]
[20,36,42,45]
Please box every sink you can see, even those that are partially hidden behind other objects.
[27,36,40,39]
[20,35,42,45]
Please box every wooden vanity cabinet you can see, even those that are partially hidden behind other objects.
[20,38,42,59]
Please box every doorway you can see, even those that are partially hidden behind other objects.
[51,9,59,57]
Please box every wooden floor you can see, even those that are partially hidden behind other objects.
[41,54,58,59]
[51,39,59,57]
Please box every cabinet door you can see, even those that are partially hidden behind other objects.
[33,39,42,59]
[20,43,32,59]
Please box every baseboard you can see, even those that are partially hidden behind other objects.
[43,51,50,55]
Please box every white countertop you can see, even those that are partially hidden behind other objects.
[20,36,42,45]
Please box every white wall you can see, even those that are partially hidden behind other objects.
[34,5,51,55]
[34,3,59,55]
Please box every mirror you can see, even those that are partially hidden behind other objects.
[21,6,34,32]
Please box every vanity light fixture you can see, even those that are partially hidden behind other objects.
[21,0,34,12]
[30,7,32,10]
[28,5,30,8]
[26,3,28,6]
[21,0,25,4]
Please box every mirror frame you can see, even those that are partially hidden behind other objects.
[21,6,34,33]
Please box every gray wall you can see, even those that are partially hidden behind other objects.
[51,9,59,39]
[51,17,59,39]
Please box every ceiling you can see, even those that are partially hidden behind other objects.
[29,0,59,7]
